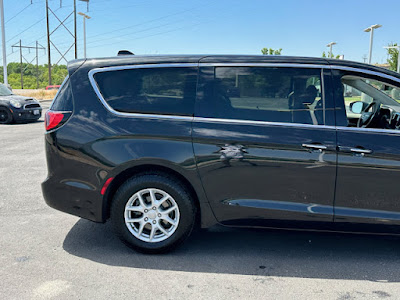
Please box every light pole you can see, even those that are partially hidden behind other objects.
[364,24,382,64]
[0,0,7,85]
[326,42,336,58]
[78,12,90,58]
[384,45,400,73]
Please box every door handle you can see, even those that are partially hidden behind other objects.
[338,146,373,156]
[302,143,327,152]
[350,148,372,155]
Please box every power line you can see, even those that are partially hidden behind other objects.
[6,17,45,43]
[7,4,66,45]
[86,18,193,47]
[88,4,208,40]
[50,3,210,48]
[11,40,46,88]
[86,21,204,51]
[5,3,32,24]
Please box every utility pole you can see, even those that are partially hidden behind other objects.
[36,41,39,88]
[362,55,367,63]
[364,24,382,64]
[0,0,7,85]
[74,0,77,59]
[326,42,337,58]
[46,0,51,85]
[78,12,90,58]
[12,41,45,89]
[19,40,23,89]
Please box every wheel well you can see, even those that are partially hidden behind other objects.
[103,165,201,227]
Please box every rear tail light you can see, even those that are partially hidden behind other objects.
[45,111,65,131]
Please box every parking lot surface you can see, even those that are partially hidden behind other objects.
[1,104,400,299]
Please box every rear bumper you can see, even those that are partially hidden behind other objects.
[42,175,104,222]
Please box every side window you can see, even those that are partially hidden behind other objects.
[340,74,400,129]
[94,67,197,116]
[51,75,73,111]
[198,67,324,125]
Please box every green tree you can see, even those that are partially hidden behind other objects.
[261,47,282,55]
[2,62,68,89]
[386,43,399,72]
[322,51,341,59]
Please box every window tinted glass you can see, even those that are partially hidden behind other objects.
[199,67,324,125]
[94,67,197,116]
[51,76,73,111]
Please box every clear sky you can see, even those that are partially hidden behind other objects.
[2,0,399,65]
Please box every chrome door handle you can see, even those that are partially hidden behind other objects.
[350,148,372,154]
[339,146,373,156]
[302,144,327,152]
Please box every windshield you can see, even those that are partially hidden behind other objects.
[0,84,13,96]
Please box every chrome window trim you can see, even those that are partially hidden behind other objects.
[199,63,328,69]
[193,117,400,134]
[87,61,400,131]
[336,126,400,135]
[193,116,336,130]
[330,65,400,84]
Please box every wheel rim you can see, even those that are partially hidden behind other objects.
[124,188,180,243]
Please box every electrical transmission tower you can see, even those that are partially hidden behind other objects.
[12,40,45,89]
[46,0,76,85]
[45,0,90,85]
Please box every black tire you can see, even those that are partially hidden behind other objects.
[0,107,13,124]
[110,173,197,254]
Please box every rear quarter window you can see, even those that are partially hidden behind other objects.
[93,67,198,116]
[50,76,73,111]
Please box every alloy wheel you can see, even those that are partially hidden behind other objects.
[124,188,180,243]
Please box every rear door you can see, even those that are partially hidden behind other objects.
[192,63,337,227]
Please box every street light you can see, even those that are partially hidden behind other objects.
[326,42,336,58]
[0,0,7,85]
[78,12,91,58]
[384,45,400,73]
[364,24,382,64]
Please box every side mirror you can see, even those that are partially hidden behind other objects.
[350,101,365,114]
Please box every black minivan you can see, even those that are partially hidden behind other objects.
[42,55,400,253]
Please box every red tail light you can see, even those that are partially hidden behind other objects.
[101,177,114,195]
[45,111,64,131]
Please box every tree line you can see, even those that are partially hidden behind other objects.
[0,62,68,89]
[261,46,399,72]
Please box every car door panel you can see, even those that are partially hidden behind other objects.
[335,128,400,224]
[193,65,337,226]
[193,120,337,224]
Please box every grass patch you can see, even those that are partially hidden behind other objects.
[14,89,58,100]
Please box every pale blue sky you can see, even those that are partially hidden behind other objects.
[2,0,399,65]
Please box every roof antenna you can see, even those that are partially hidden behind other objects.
[118,50,134,56]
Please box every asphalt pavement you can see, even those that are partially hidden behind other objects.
[1,104,400,299]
